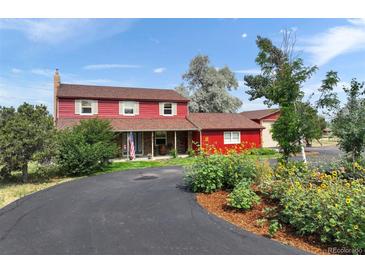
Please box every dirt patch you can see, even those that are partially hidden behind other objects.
[196,191,330,255]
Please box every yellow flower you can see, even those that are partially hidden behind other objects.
[345,182,351,188]
[346,197,351,204]
[354,225,359,230]
[335,203,339,208]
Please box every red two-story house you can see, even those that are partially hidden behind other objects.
[54,69,264,158]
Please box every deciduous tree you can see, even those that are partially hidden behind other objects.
[179,55,242,113]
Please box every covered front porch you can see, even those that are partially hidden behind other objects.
[116,130,194,159]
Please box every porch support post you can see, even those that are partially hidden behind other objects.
[174,131,177,155]
[188,131,192,151]
[151,131,154,159]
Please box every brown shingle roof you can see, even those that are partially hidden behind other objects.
[57,118,198,131]
[240,109,280,120]
[57,84,189,102]
[187,113,264,130]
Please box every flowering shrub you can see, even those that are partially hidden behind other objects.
[259,161,365,250]
[227,180,260,210]
[279,179,365,250]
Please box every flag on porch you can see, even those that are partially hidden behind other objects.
[129,132,136,160]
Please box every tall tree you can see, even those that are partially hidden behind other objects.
[244,31,333,161]
[332,79,365,161]
[0,103,55,182]
[178,55,242,113]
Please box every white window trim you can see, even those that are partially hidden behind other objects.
[80,100,94,116]
[120,101,138,116]
[224,131,241,144]
[155,131,167,146]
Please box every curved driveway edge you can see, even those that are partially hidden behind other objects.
[0,166,308,254]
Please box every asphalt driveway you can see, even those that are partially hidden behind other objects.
[0,167,307,254]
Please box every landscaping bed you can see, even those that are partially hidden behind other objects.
[197,190,329,254]
[185,152,365,255]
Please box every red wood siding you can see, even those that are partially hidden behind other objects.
[262,111,280,121]
[58,98,188,119]
[194,129,262,154]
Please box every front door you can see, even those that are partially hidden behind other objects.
[122,132,143,156]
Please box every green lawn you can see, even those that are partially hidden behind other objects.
[100,157,195,173]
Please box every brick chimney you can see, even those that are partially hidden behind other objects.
[53,68,60,123]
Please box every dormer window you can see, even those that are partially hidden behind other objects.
[120,101,139,116]
[159,102,177,116]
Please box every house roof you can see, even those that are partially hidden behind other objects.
[57,118,198,132]
[57,84,190,102]
[187,113,264,130]
[240,109,280,120]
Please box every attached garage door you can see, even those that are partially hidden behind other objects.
[261,121,278,148]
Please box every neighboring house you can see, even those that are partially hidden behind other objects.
[240,109,280,148]
[54,69,264,158]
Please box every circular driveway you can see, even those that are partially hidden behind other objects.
[0,167,306,254]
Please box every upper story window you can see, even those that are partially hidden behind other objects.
[75,100,98,115]
[81,100,92,114]
[164,103,172,115]
[159,102,177,116]
[120,101,139,116]
[224,131,240,144]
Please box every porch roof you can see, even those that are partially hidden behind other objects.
[57,118,198,132]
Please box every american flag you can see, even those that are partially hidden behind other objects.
[129,132,136,160]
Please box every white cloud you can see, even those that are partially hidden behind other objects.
[300,19,365,66]
[83,64,141,70]
[234,69,261,75]
[241,33,247,38]
[0,19,136,44]
[153,67,166,73]
[11,68,22,74]
[30,68,54,77]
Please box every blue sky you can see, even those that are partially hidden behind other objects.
[1,18,365,114]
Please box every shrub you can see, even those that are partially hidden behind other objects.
[184,154,225,193]
[279,180,365,249]
[245,148,277,156]
[169,149,177,158]
[227,180,260,210]
[268,219,282,238]
[223,153,257,188]
[185,153,258,193]
[56,119,119,176]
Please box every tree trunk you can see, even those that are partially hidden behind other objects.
[21,162,28,183]
[300,139,307,163]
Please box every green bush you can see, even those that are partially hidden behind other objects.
[169,149,177,158]
[184,154,225,193]
[56,119,119,176]
[245,148,277,156]
[223,153,257,188]
[279,180,365,250]
[227,180,261,210]
[184,153,258,193]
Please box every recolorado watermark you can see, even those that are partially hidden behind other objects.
[328,247,363,254]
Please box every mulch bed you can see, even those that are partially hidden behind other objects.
[196,191,331,255]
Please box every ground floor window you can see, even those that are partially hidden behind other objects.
[155,131,167,145]
[224,131,240,144]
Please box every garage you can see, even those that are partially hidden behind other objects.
[240,109,280,148]
[261,120,278,148]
